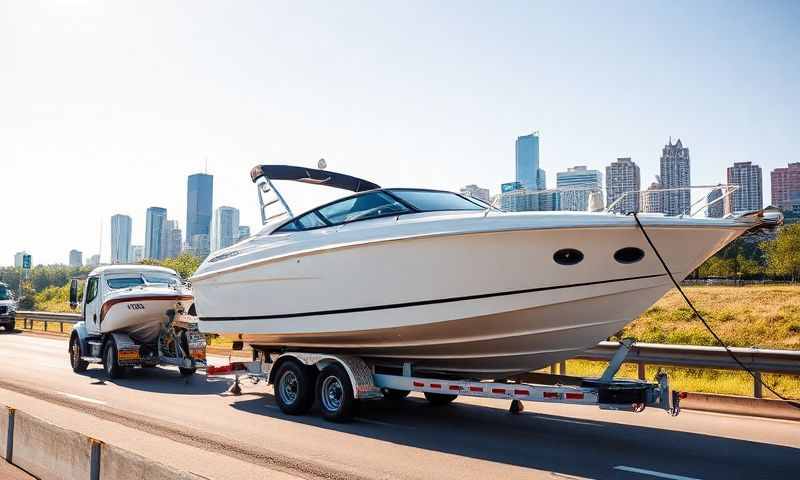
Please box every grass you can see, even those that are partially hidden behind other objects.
[560,360,800,400]
[617,285,800,350]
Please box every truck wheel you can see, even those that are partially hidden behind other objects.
[382,388,410,400]
[274,360,315,415]
[103,340,125,379]
[69,335,88,373]
[424,392,457,405]
[317,364,356,422]
[7,320,15,331]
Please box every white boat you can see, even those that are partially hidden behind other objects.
[192,165,780,377]
[90,265,193,343]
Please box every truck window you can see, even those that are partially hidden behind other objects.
[85,277,99,304]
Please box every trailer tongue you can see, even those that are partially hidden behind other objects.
[208,339,680,422]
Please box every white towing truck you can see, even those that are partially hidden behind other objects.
[67,265,207,378]
[208,339,681,422]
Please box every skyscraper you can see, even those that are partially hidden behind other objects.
[515,132,543,191]
[14,251,31,268]
[165,220,183,259]
[556,166,603,211]
[69,250,83,267]
[86,254,100,267]
[110,214,132,264]
[238,225,251,242]
[129,245,144,263]
[706,186,725,218]
[660,138,691,215]
[459,185,491,203]
[211,206,240,252]
[606,158,641,213]
[186,173,213,252]
[641,177,663,214]
[726,162,763,213]
[771,162,800,212]
[145,207,168,260]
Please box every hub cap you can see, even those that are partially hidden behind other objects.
[321,375,343,412]
[278,370,299,405]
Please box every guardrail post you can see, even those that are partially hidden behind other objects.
[60,321,64,333]
[549,364,556,374]
[5,407,15,463]
[558,361,566,375]
[44,321,48,332]
[89,438,102,480]
[637,362,646,380]
[753,371,763,398]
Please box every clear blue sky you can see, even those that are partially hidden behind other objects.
[1,1,798,265]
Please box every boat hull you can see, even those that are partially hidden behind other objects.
[194,215,746,376]
[100,292,193,343]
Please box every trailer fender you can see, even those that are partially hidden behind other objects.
[270,353,381,400]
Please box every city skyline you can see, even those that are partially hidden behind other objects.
[2,2,799,265]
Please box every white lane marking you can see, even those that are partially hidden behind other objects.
[614,466,702,480]
[56,392,108,406]
[534,416,599,427]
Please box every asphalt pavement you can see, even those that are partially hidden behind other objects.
[0,331,797,479]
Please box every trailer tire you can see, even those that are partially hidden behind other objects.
[274,360,315,415]
[69,335,88,373]
[103,339,125,379]
[316,364,356,422]
[382,388,410,400]
[424,392,457,405]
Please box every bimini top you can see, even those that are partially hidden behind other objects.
[250,165,380,192]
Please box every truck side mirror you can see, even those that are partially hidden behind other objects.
[69,278,79,309]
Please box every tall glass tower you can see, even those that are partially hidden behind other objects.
[515,132,541,191]
[186,173,214,251]
[145,207,168,260]
[211,206,240,252]
[110,214,132,264]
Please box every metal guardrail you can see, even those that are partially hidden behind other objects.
[16,310,81,333]
[14,311,800,398]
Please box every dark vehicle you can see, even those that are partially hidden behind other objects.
[0,282,17,331]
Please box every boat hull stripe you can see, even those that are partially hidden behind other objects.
[198,273,667,322]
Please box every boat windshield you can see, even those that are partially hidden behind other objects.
[107,277,146,289]
[388,189,484,212]
[275,189,485,233]
[107,274,179,289]
[0,285,11,300]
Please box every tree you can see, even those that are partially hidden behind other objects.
[139,253,203,279]
[761,224,800,281]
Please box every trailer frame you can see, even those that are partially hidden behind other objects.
[208,339,681,421]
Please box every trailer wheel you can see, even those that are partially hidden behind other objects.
[274,360,315,415]
[103,339,125,379]
[316,364,356,422]
[424,392,457,405]
[69,335,88,373]
[381,388,410,400]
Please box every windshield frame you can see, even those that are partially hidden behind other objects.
[0,285,12,301]
[272,188,486,234]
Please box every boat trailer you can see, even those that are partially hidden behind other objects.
[208,339,681,421]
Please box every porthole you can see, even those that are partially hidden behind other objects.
[553,248,584,266]
[614,247,645,264]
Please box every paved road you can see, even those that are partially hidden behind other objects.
[0,332,797,480]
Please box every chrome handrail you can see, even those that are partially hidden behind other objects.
[605,184,740,217]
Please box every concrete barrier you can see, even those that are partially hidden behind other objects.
[0,404,203,480]
[11,410,91,480]
[682,392,800,421]
[100,443,201,480]
[1,407,8,460]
